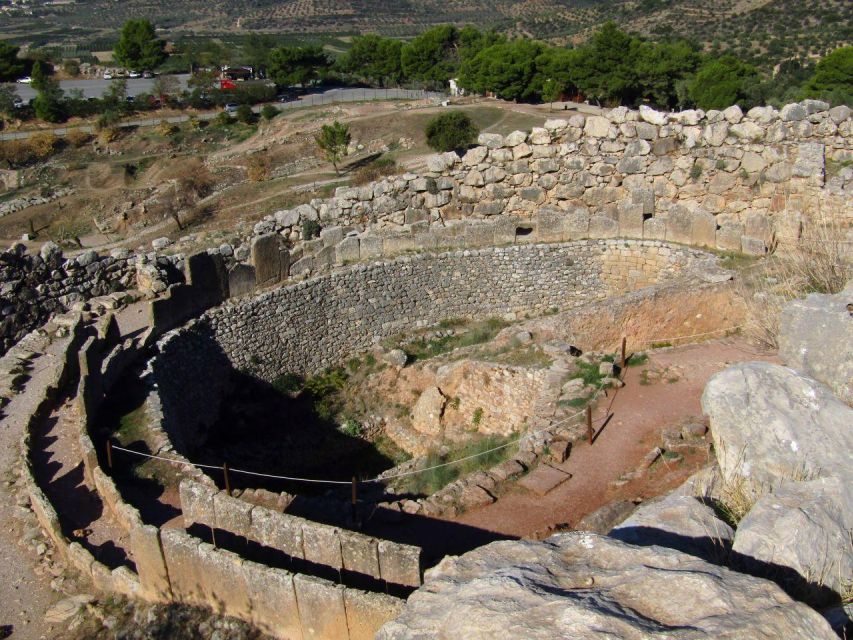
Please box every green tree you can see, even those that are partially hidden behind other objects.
[103,78,128,110]
[634,40,702,108]
[687,56,760,110]
[425,111,479,152]
[268,45,329,87]
[113,19,166,71]
[0,84,17,125]
[337,35,403,87]
[315,120,351,175]
[803,46,853,104]
[0,42,26,82]
[243,34,275,76]
[401,25,461,88]
[458,40,546,102]
[31,61,65,122]
[541,78,561,110]
[573,22,642,106]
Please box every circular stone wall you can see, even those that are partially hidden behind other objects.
[151,239,717,450]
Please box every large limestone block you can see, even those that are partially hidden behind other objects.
[701,362,853,486]
[179,479,216,528]
[129,524,172,601]
[588,215,618,239]
[197,542,251,618]
[609,494,733,562]
[778,284,853,404]
[378,540,422,588]
[249,506,306,559]
[251,233,283,285]
[691,209,717,248]
[213,492,252,537]
[584,116,613,138]
[243,562,302,640]
[340,530,381,579]
[294,574,350,640]
[345,590,405,640]
[160,529,206,606]
[302,522,344,570]
[733,477,853,597]
[666,206,693,244]
[377,533,835,639]
[411,386,446,436]
[617,202,643,238]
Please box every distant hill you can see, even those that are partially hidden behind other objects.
[2,0,851,69]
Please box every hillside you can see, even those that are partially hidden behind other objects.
[1,0,850,68]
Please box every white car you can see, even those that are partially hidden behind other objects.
[17,76,32,84]
[103,72,113,80]
[128,70,141,78]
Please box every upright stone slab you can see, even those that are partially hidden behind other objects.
[617,202,644,238]
[643,217,667,241]
[160,528,206,606]
[179,479,217,529]
[227,264,256,298]
[129,524,172,601]
[213,492,253,537]
[344,590,405,640]
[691,210,717,249]
[242,562,303,640]
[197,542,251,618]
[563,209,590,240]
[588,215,618,239]
[340,530,381,579]
[535,209,564,243]
[249,506,306,559]
[302,522,343,569]
[294,574,350,640]
[377,540,422,588]
[666,207,693,245]
[251,233,283,285]
[716,223,744,252]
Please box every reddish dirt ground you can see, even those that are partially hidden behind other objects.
[451,337,779,538]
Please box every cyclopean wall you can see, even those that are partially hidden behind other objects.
[249,100,853,275]
[153,238,719,451]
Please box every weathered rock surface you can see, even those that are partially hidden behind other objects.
[778,281,853,405]
[377,533,836,639]
[733,477,853,598]
[610,494,733,562]
[701,362,853,485]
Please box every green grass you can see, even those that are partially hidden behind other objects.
[625,353,649,367]
[559,395,593,408]
[402,317,509,362]
[399,434,516,496]
[116,405,148,443]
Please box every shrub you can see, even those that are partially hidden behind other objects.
[0,140,35,168]
[246,154,271,182]
[96,110,121,131]
[302,219,321,240]
[156,120,177,136]
[236,104,254,124]
[214,112,232,127]
[260,104,279,121]
[65,129,91,147]
[27,132,59,159]
[98,127,119,145]
[352,156,400,186]
[425,111,479,152]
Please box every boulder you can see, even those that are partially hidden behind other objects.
[701,362,853,486]
[377,533,835,639]
[639,105,668,126]
[411,387,446,436]
[722,105,744,124]
[610,494,733,563]
[732,477,852,599]
[778,283,853,405]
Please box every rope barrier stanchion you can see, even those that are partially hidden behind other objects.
[620,336,627,370]
[223,463,232,496]
[586,406,594,444]
[106,440,113,469]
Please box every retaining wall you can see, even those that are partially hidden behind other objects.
[180,479,423,588]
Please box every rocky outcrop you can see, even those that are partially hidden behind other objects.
[778,280,853,405]
[610,494,733,563]
[701,361,853,486]
[732,477,853,599]
[377,533,836,639]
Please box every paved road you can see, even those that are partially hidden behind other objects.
[0,87,445,140]
[14,74,191,101]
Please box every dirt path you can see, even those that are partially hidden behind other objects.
[452,337,778,538]
[0,336,69,640]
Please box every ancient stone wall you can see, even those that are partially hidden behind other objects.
[249,100,853,277]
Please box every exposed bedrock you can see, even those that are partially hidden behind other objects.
[376,532,836,639]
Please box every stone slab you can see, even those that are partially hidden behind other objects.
[517,463,572,496]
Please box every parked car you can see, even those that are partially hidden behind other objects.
[12,97,23,108]
[17,76,32,84]
[103,72,113,79]
[126,95,135,103]
[142,71,154,79]
[128,70,141,78]
[277,92,297,103]
[224,102,239,115]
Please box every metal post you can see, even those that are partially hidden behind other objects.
[223,463,232,496]
[586,406,594,444]
[621,336,627,371]
[351,476,358,524]
[106,440,113,469]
